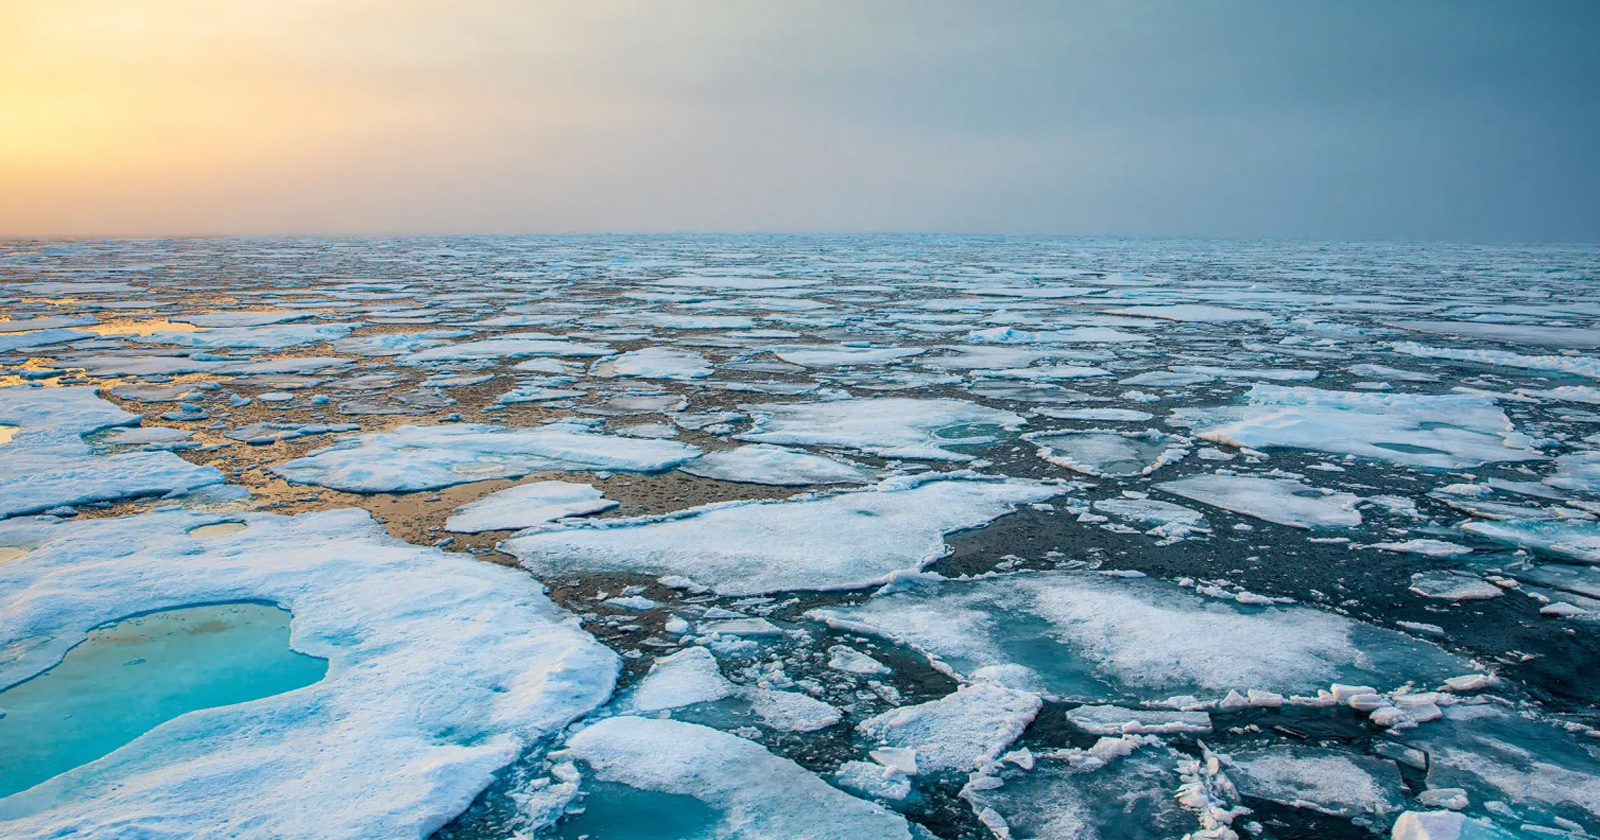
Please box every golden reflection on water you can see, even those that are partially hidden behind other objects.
[0,425,17,444]
[84,319,203,336]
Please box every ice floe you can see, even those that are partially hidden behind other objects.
[812,571,1463,701]
[678,443,871,485]
[503,475,1060,595]
[271,421,700,492]
[0,387,223,518]
[0,508,617,839]
[738,397,1025,461]
[1158,473,1363,529]
[445,481,618,533]
[1172,385,1543,469]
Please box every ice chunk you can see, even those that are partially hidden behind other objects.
[445,481,618,533]
[1402,704,1600,834]
[1172,385,1542,469]
[593,347,713,380]
[811,572,1462,701]
[1546,451,1600,494]
[857,683,1041,774]
[1027,429,1188,477]
[774,345,926,367]
[962,740,1199,840]
[271,421,700,492]
[1408,571,1504,601]
[679,444,870,486]
[1461,519,1600,564]
[503,476,1060,595]
[1109,304,1272,322]
[1159,473,1362,529]
[398,336,613,364]
[1093,497,1212,541]
[128,322,356,349]
[0,387,223,518]
[0,508,617,839]
[738,397,1025,461]
[627,646,736,712]
[835,760,912,802]
[1227,746,1405,828]
[1065,705,1212,735]
[1389,342,1600,380]
[1392,810,1516,840]
[561,717,913,838]
[829,645,892,675]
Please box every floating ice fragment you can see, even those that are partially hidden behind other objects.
[502,475,1059,595]
[738,397,1025,461]
[271,422,699,493]
[679,444,869,486]
[445,481,617,533]
[0,508,617,839]
[857,683,1041,774]
[1172,385,1543,469]
[1159,473,1363,529]
[560,717,913,838]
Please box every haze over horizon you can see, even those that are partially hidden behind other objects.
[3,1,1596,242]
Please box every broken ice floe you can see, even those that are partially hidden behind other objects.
[444,481,618,533]
[811,571,1463,702]
[0,387,223,518]
[270,421,700,492]
[737,397,1025,461]
[1172,385,1542,469]
[502,475,1060,595]
[0,508,617,838]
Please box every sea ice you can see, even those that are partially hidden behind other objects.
[0,387,224,518]
[738,397,1026,461]
[592,346,713,380]
[502,475,1060,595]
[811,572,1463,701]
[0,508,618,839]
[1027,429,1188,477]
[857,683,1042,774]
[1158,473,1363,529]
[1226,746,1405,828]
[678,443,870,485]
[1172,385,1543,469]
[445,481,618,533]
[559,717,913,838]
[271,421,700,492]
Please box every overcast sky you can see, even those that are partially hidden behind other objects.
[2,1,1595,240]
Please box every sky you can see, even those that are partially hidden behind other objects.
[1,1,1596,241]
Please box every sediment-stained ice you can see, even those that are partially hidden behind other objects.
[737,397,1026,461]
[1158,473,1363,529]
[445,481,618,533]
[271,421,700,492]
[502,475,1060,595]
[0,387,224,518]
[0,508,618,840]
[559,717,914,839]
[1172,385,1542,469]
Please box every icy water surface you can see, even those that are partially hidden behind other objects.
[1,236,1598,839]
[0,602,326,798]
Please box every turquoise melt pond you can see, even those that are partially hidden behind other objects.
[0,601,328,799]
